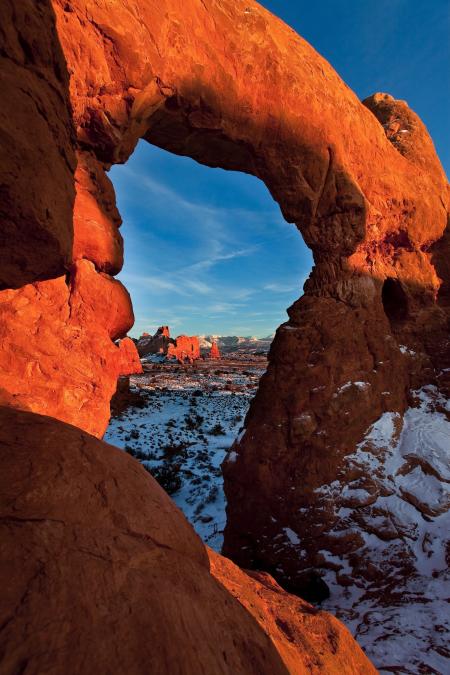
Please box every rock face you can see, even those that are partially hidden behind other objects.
[137,325,171,356]
[0,0,76,290]
[117,337,143,376]
[137,326,200,363]
[0,406,376,674]
[208,549,377,674]
[209,341,221,359]
[73,150,123,275]
[0,0,449,668]
[0,259,134,437]
[167,334,201,363]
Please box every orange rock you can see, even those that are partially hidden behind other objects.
[167,335,201,363]
[73,151,124,274]
[208,548,377,674]
[137,327,200,362]
[209,341,221,359]
[116,337,143,375]
[0,264,134,437]
[69,259,134,341]
[137,325,171,356]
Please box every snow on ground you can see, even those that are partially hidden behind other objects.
[319,385,450,674]
[104,358,264,549]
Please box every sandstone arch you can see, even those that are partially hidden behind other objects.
[2,0,448,432]
[0,0,449,667]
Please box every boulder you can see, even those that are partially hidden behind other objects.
[0,406,375,674]
[208,549,377,674]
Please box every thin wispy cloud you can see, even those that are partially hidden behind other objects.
[264,282,297,293]
[119,167,279,231]
[183,246,259,274]
[184,280,211,295]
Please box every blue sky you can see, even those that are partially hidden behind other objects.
[110,0,449,339]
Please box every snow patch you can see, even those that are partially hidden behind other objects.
[283,527,301,545]
[318,386,450,673]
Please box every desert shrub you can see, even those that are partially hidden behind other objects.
[162,443,189,460]
[125,446,148,461]
[205,485,218,503]
[184,413,204,431]
[145,463,182,495]
[194,502,205,515]
[137,450,149,460]
[208,423,226,436]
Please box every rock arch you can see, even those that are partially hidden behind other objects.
[1,0,449,626]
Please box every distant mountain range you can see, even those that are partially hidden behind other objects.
[198,334,274,354]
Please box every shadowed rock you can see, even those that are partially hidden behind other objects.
[0,406,375,674]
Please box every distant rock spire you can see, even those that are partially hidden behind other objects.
[209,341,221,359]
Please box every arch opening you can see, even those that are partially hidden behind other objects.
[110,140,312,340]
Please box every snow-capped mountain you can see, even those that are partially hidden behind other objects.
[199,334,274,353]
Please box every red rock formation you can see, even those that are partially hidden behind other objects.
[0,406,376,674]
[209,341,221,359]
[0,0,446,445]
[73,151,123,275]
[223,89,450,599]
[0,264,133,437]
[0,0,448,662]
[117,337,143,376]
[137,327,200,363]
[167,335,201,363]
[137,325,171,356]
